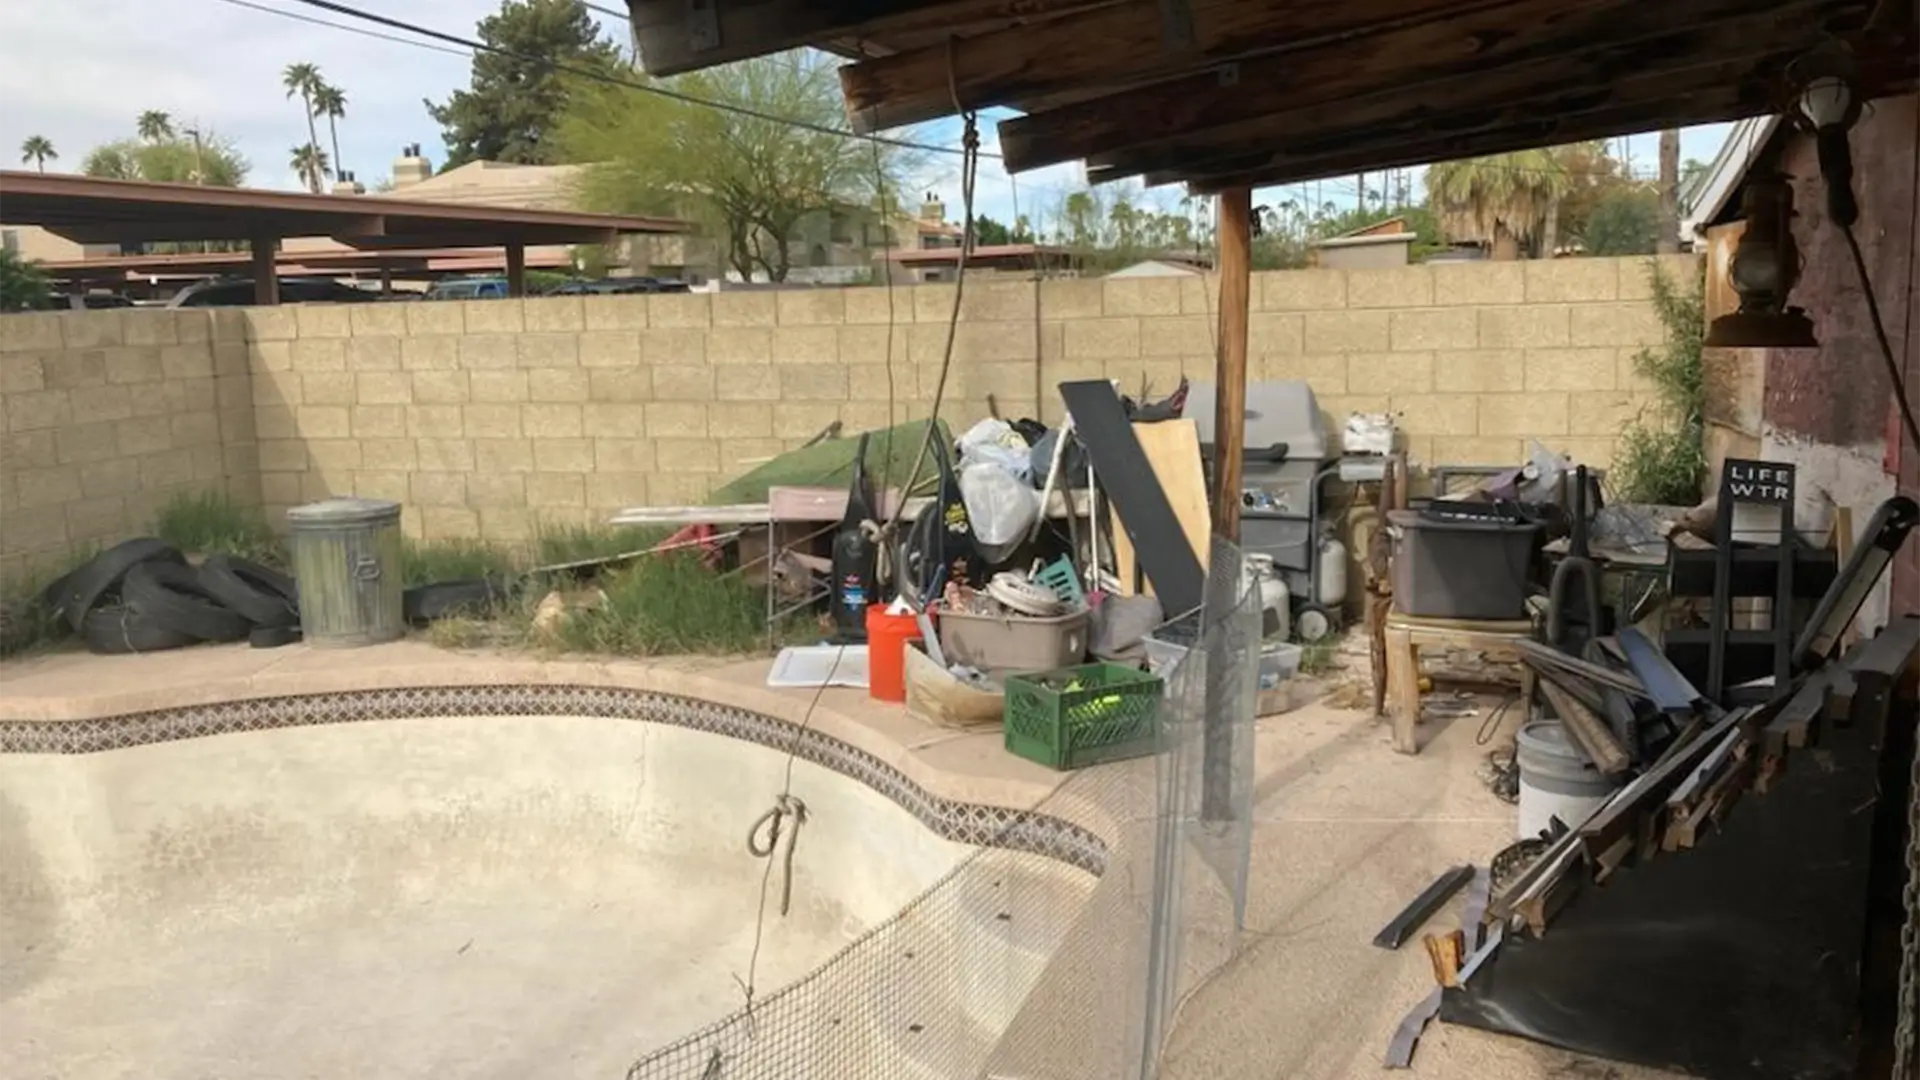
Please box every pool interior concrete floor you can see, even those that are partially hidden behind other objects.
[0,640,1690,1080]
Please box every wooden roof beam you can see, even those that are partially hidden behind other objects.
[627,0,1113,77]
[1171,77,1786,193]
[999,0,1865,173]
[839,0,1491,133]
[1087,16,1855,189]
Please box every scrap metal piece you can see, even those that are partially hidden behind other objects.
[1373,865,1475,950]
[1516,639,1649,700]
[1455,922,1506,985]
[1384,989,1443,1069]
[1793,496,1920,670]
[1460,860,1493,951]
[1537,675,1632,775]
[1618,627,1706,713]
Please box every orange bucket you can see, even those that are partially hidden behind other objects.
[865,606,924,703]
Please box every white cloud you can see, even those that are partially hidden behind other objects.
[0,1,540,190]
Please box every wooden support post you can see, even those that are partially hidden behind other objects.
[506,242,527,297]
[1212,186,1252,543]
[250,235,279,306]
[1200,186,1254,825]
[378,265,393,296]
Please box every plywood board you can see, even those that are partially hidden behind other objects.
[1110,418,1211,599]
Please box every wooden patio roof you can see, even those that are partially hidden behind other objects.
[625,0,1918,193]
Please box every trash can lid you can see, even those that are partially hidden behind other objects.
[287,497,402,527]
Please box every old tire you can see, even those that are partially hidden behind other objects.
[248,624,303,649]
[122,561,251,643]
[82,605,200,655]
[53,538,185,631]
[403,577,513,624]
[200,554,299,628]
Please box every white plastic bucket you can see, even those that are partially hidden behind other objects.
[1515,720,1622,840]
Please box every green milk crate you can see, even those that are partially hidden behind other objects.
[1003,662,1163,771]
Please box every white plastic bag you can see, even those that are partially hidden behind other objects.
[957,418,1034,481]
[958,461,1040,551]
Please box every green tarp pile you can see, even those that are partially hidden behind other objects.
[706,418,954,506]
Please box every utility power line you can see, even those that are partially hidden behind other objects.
[220,0,991,158]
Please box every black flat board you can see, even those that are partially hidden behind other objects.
[1059,380,1206,616]
[1439,677,1886,1078]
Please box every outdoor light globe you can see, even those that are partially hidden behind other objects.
[1729,242,1783,297]
[1799,75,1854,129]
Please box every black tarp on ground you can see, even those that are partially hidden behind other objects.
[1440,695,1886,1079]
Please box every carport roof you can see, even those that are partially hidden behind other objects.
[0,170,686,247]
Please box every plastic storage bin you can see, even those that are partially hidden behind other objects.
[1388,508,1539,620]
[287,498,404,648]
[1004,662,1162,770]
[937,607,1089,676]
[1144,636,1303,691]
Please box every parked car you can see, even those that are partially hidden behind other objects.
[49,293,135,310]
[426,277,510,301]
[541,276,694,296]
[167,277,379,308]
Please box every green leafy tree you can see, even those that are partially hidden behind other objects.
[137,110,174,143]
[973,216,1013,246]
[283,62,325,191]
[19,135,56,172]
[1584,186,1661,256]
[431,0,620,168]
[562,49,911,282]
[0,249,51,312]
[1426,148,1573,259]
[311,82,347,183]
[1044,183,1210,270]
[290,144,331,193]
[1613,263,1706,503]
[82,131,248,186]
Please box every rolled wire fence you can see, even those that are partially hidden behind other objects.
[626,539,1260,1080]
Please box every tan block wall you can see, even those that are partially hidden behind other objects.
[0,254,1698,575]
[235,293,943,543]
[1,309,256,581]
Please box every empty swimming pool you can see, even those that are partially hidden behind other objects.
[0,696,1072,1079]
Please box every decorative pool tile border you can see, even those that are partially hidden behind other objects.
[0,684,1109,875]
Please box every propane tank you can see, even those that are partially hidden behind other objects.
[1316,535,1348,608]
[1246,553,1291,641]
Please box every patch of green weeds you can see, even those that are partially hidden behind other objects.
[152,490,284,564]
[532,523,669,568]
[402,537,523,587]
[547,552,774,656]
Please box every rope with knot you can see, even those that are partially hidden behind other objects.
[745,794,808,917]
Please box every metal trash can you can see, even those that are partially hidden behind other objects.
[287,498,404,648]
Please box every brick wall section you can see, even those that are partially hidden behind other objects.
[0,254,1698,575]
[1,308,256,581]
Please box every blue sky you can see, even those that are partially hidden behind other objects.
[2,0,1734,227]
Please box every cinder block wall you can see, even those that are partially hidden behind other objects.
[0,254,1698,578]
[0,309,256,582]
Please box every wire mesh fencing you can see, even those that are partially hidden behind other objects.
[626,539,1261,1080]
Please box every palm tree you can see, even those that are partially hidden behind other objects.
[282,62,324,191]
[290,144,331,193]
[310,82,347,183]
[1425,148,1573,260]
[19,135,56,172]
[136,110,174,143]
